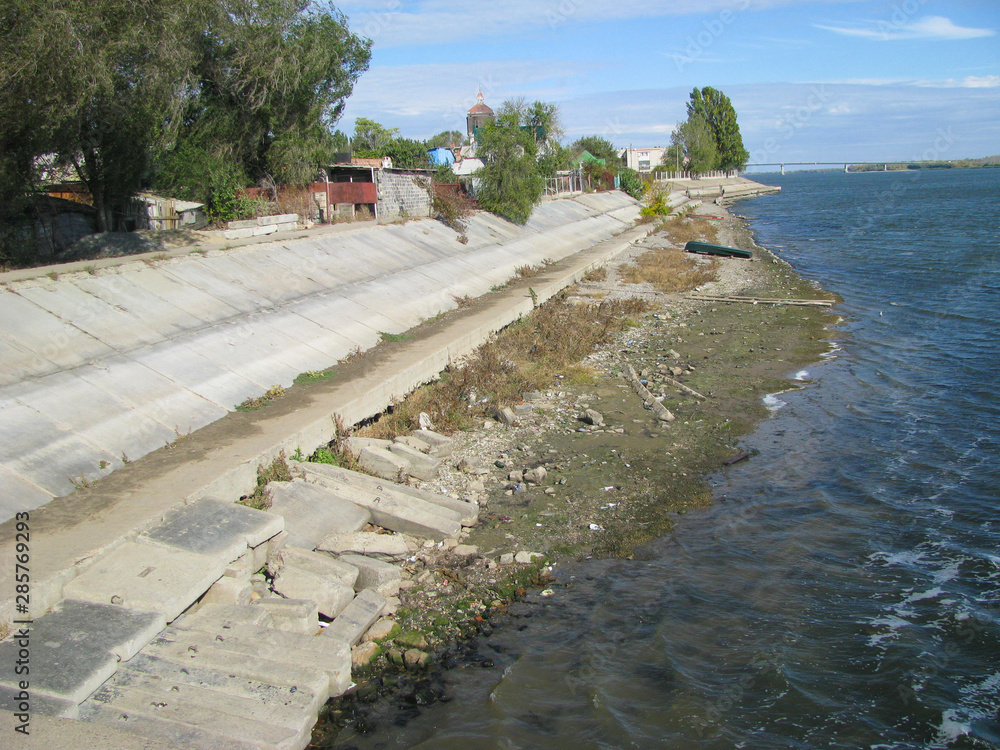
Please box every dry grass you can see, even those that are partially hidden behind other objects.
[357,296,650,439]
[658,214,720,246]
[620,245,719,292]
[581,266,607,282]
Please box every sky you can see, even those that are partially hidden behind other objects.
[334,0,999,167]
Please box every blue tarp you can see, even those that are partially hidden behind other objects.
[427,148,455,166]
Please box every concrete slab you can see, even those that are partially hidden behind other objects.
[357,445,409,481]
[322,589,386,646]
[0,688,79,719]
[79,702,262,750]
[160,261,272,315]
[174,603,274,631]
[387,442,441,479]
[276,546,359,588]
[141,630,330,699]
[252,598,319,635]
[117,652,323,717]
[265,480,370,550]
[0,627,118,704]
[62,541,228,622]
[0,291,114,371]
[16,283,165,351]
[272,562,355,618]
[140,496,282,562]
[86,683,300,750]
[300,461,475,525]
[132,340,265,409]
[124,264,243,326]
[73,274,208,338]
[337,553,401,596]
[0,333,60,387]
[316,531,410,560]
[101,670,316,741]
[0,465,53,518]
[298,463,462,541]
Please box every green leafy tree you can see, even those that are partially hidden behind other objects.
[352,117,399,152]
[570,136,619,166]
[668,113,719,175]
[426,130,465,149]
[618,167,644,199]
[686,86,749,172]
[475,111,544,225]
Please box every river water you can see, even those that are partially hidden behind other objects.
[333,169,1000,749]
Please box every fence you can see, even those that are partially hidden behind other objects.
[544,171,588,197]
[653,169,740,181]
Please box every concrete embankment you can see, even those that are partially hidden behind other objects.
[0,191,639,519]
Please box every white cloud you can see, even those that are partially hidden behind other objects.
[816,15,995,41]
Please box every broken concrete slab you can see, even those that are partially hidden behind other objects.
[322,589,387,647]
[78,702,262,750]
[337,554,402,596]
[174,602,274,632]
[200,576,252,606]
[386,442,440,480]
[264,480,370,550]
[274,546,359,588]
[298,465,461,541]
[62,541,228,622]
[252,598,319,636]
[357,445,409,481]
[411,429,454,456]
[393,435,432,454]
[316,531,411,560]
[300,461,476,526]
[272,556,356,619]
[140,497,283,562]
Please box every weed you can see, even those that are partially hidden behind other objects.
[294,370,332,385]
[582,266,607,282]
[237,385,286,411]
[241,451,292,510]
[619,244,719,293]
[379,331,412,344]
[69,474,90,490]
[291,446,304,462]
[452,294,474,309]
[515,264,537,279]
[82,265,96,275]
[528,287,538,307]
[121,452,130,464]
[46,270,59,281]
[98,460,110,470]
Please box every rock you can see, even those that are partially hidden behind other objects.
[387,648,405,667]
[544,487,556,496]
[352,641,381,669]
[523,467,547,484]
[580,409,605,427]
[363,618,401,643]
[457,456,488,475]
[452,544,479,557]
[404,649,432,669]
[383,595,400,616]
[513,403,532,416]
[507,469,523,483]
[668,349,681,359]
[669,366,684,377]
[522,391,543,401]
[467,479,485,493]
[499,553,515,565]
[396,630,429,650]
[317,531,410,560]
[493,406,518,426]
[514,551,544,564]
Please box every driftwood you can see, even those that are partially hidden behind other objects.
[689,293,835,307]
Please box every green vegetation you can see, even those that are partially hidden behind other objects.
[236,385,286,411]
[664,87,749,174]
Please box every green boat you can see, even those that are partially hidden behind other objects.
[684,240,753,259]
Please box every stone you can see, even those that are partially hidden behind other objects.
[386,648,405,667]
[499,553,515,565]
[411,429,453,456]
[395,631,429,650]
[580,408,605,426]
[352,641,381,669]
[386,441,441,480]
[265,480,370,549]
[514,551,544,564]
[382,596,400,616]
[507,469,523,483]
[467,479,485,492]
[452,544,479,557]
[493,406,518,426]
[200,576,252,606]
[322,589,387,646]
[338,553,402,596]
[317,531,410,560]
[362,618,401,643]
[523,467,547,484]
[404,649,431,669]
[456,456,487,474]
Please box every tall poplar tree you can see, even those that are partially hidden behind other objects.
[686,87,749,172]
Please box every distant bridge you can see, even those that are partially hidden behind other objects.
[745,160,946,175]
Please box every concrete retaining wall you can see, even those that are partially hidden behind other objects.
[0,192,640,520]
[376,172,432,219]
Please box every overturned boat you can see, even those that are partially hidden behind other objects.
[684,240,753,259]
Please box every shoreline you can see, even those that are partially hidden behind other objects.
[311,202,838,745]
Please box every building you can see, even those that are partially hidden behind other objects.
[620,147,669,174]
[466,91,495,144]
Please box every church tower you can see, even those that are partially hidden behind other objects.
[466,91,495,144]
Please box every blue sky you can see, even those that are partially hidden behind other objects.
[334,1,999,166]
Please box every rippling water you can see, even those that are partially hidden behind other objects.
[336,169,1000,749]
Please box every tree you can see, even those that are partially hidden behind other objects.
[668,113,719,175]
[686,86,749,172]
[570,136,619,166]
[427,130,465,149]
[352,118,399,152]
[475,115,544,225]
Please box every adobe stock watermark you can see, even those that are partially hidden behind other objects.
[755,85,834,162]
[672,0,751,72]
[874,0,931,39]
[360,0,402,42]
[547,0,586,30]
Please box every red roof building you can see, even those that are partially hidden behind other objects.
[466,91,495,144]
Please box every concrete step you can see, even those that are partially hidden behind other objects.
[322,589,387,646]
[265,480,370,549]
[346,437,440,481]
[337,553,401,597]
[410,429,454,456]
[141,629,330,699]
[84,683,302,750]
[270,546,357,618]
[298,461,468,538]
[79,702,261,750]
